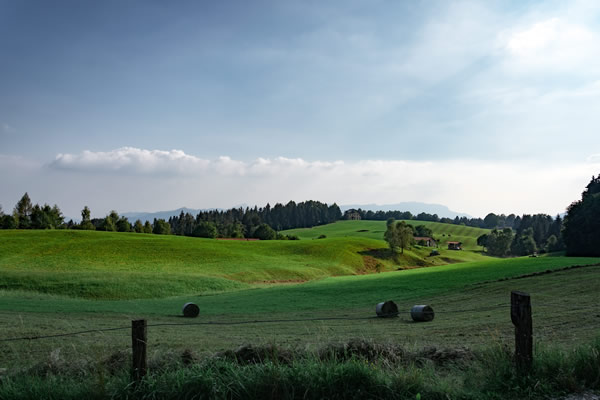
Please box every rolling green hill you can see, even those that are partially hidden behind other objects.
[283,220,490,250]
[0,228,491,299]
[0,221,496,299]
[0,230,376,299]
[1,228,599,371]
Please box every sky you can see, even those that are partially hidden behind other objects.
[1,0,600,219]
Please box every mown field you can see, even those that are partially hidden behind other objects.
[283,219,490,250]
[1,227,599,398]
[0,229,598,367]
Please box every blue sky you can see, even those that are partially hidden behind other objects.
[1,0,600,218]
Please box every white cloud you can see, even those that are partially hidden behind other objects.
[40,147,600,217]
[502,18,600,74]
[50,148,345,177]
[51,147,211,175]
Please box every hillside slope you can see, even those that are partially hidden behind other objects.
[0,225,490,300]
[283,220,489,250]
[0,230,387,298]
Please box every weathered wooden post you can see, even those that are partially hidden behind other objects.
[131,319,147,383]
[510,291,532,371]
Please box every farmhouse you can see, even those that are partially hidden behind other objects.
[447,241,462,250]
[414,236,437,247]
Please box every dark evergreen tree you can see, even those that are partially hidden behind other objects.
[31,204,52,229]
[563,174,600,256]
[0,214,16,229]
[14,192,33,229]
[484,213,499,229]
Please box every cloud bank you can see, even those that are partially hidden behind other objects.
[50,147,344,176]
[41,147,600,218]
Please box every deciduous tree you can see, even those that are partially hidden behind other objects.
[133,219,144,233]
[385,221,414,254]
[486,228,514,257]
[80,206,95,230]
[253,223,276,240]
[192,221,217,238]
[152,218,171,235]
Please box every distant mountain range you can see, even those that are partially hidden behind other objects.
[121,202,470,223]
[339,202,471,219]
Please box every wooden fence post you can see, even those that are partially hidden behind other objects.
[510,291,532,371]
[131,319,147,383]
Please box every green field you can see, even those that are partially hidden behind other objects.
[0,227,599,379]
[283,220,490,250]
[0,230,386,299]
[0,227,488,299]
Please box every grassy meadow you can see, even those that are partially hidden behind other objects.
[283,219,490,250]
[0,224,599,398]
[0,226,488,299]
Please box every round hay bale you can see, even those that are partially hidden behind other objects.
[182,302,200,318]
[375,301,399,317]
[410,305,434,322]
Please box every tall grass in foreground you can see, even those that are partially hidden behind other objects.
[1,338,598,400]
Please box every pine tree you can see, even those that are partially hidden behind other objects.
[14,192,33,229]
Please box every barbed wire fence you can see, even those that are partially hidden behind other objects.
[1,292,598,382]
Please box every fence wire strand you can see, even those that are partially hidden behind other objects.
[1,302,598,343]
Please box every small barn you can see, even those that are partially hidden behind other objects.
[447,241,462,250]
[414,237,437,247]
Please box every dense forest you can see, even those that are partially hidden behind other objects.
[166,200,342,239]
[475,214,565,256]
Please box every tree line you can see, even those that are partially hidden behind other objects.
[167,200,342,239]
[3,174,598,254]
[1,193,64,229]
[344,208,528,230]
[475,174,600,257]
[0,193,175,235]
[476,213,564,257]
[0,195,341,240]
